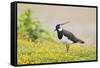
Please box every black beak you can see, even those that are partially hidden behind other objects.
[60,21,70,25]
[54,29,56,31]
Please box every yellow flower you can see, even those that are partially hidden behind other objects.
[18,39,34,46]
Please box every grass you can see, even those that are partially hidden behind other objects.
[17,38,96,65]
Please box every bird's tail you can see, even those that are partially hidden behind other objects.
[78,39,84,44]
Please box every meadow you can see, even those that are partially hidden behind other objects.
[17,38,96,65]
[17,8,96,65]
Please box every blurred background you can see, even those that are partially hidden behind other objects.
[17,3,96,45]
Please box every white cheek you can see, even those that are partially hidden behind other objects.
[58,28,62,31]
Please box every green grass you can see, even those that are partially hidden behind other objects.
[17,38,96,65]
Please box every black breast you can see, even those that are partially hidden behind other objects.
[57,30,63,39]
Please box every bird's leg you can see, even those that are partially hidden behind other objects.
[65,43,70,53]
[65,43,74,53]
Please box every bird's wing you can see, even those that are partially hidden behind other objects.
[62,29,84,43]
[62,29,77,39]
[57,31,63,39]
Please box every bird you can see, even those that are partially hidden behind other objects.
[54,21,84,44]
[54,21,84,53]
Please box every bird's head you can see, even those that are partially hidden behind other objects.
[54,21,70,31]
